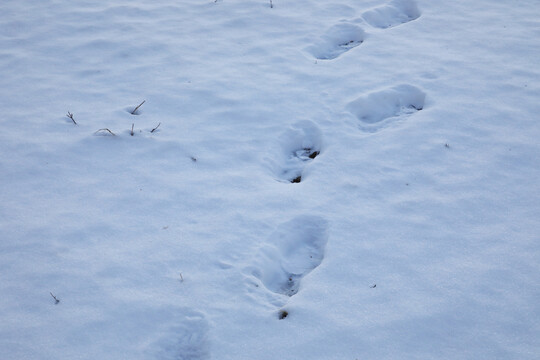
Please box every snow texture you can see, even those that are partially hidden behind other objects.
[1,0,539,359]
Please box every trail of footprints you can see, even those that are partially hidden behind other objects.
[307,0,421,60]
[304,0,425,132]
[243,0,425,319]
[164,2,425,356]
[149,1,425,358]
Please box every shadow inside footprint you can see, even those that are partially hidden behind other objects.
[362,0,421,29]
[297,148,320,160]
[280,273,302,296]
[288,148,320,183]
[306,23,365,60]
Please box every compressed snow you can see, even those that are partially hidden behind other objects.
[362,0,421,29]
[1,0,539,359]
[346,84,426,131]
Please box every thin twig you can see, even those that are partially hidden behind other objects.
[50,292,60,304]
[66,112,77,125]
[130,123,134,136]
[150,122,161,133]
[94,128,116,136]
[179,273,184,282]
[131,100,146,115]
[270,0,273,8]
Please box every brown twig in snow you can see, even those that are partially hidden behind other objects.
[150,122,161,133]
[66,112,77,125]
[94,128,116,136]
[131,100,146,115]
[50,292,60,304]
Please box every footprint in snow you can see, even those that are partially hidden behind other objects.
[362,0,421,29]
[148,309,210,360]
[306,22,365,60]
[265,120,323,183]
[245,215,329,297]
[346,84,426,132]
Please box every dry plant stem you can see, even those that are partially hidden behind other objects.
[131,123,134,136]
[270,0,273,8]
[66,112,77,125]
[50,292,60,304]
[131,100,146,115]
[151,122,161,133]
[94,128,116,136]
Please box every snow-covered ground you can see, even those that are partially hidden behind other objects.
[1,0,539,359]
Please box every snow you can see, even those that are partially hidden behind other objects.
[1,0,539,359]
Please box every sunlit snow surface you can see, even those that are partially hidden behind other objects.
[1,0,539,359]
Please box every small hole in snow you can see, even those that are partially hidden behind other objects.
[278,310,288,320]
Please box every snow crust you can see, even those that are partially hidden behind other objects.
[1,0,539,359]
